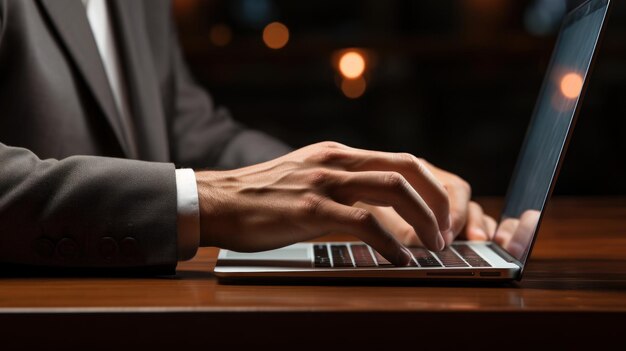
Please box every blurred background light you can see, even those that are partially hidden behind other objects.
[209,24,233,47]
[263,21,289,49]
[560,72,583,99]
[339,51,366,79]
[173,0,626,196]
[341,76,367,99]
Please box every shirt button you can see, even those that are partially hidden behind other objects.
[120,237,139,258]
[98,237,118,260]
[56,238,78,259]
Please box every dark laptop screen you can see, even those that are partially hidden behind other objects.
[494,0,609,266]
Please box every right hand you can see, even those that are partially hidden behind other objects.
[195,141,452,266]
[354,159,497,247]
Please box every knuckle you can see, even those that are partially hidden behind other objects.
[406,157,449,205]
[351,208,375,228]
[458,177,472,195]
[398,152,417,167]
[412,156,427,172]
[398,152,422,172]
[384,172,408,191]
[307,169,332,187]
[298,194,325,216]
[416,157,433,169]
[317,141,343,149]
[315,149,345,165]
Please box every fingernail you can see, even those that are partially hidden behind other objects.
[443,229,455,245]
[473,228,487,241]
[436,232,446,251]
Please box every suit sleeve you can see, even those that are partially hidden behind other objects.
[0,143,179,273]
[167,14,292,170]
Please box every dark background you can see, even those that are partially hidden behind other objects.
[172,0,626,196]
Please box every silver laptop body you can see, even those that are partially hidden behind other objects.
[215,0,611,282]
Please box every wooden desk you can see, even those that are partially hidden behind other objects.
[2,197,626,349]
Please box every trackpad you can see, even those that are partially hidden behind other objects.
[219,245,312,268]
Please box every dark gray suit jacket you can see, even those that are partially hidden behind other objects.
[0,0,290,274]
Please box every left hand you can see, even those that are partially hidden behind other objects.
[356,158,497,247]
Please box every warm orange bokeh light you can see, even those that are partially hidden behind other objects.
[339,51,366,79]
[560,72,583,99]
[209,24,232,47]
[263,22,289,49]
[341,76,367,99]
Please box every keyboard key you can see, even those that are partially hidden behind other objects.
[314,244,331,267]
[350,245,376,267]
[452,244,491,267]
[372,251,394,267]
[434,248,468,267]
[330,245,354,267]
[408,248,442,267]
[370,249,417,267]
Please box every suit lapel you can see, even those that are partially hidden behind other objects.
[37,0,132,157]
[109,0,170,162]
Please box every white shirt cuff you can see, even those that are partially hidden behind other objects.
[175,168,200,261]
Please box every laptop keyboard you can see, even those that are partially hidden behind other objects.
[329,245,353,267]
[313,243,491,268]
[433,247,467,267]
[351,244,377,267]
[452,244,491,267]
[409,248,441,267]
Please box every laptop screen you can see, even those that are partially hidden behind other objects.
[494,0,609,267]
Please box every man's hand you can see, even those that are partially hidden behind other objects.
[356,159,497,247]
[196,142,467,266]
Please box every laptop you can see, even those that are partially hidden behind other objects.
[215,0,611,282]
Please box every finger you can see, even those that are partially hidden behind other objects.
[418,158,472,242]
[354,202,424,247]
[464,202,489,241]
[442,180,471,244]
[330,171,444,251]
[313,199,412,266]
[313,148,451,233]
[484,215,498,240]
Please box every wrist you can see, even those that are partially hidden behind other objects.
[195,170,223,247]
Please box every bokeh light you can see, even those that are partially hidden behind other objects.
[263,22,289,49]
[209,24,232,47]
[560,72,583,99]
[339,51,366,79]
[341,76,367,99]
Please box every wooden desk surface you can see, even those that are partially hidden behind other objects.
[2,197,626,348]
